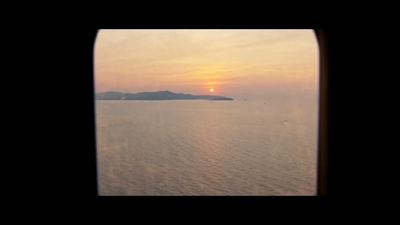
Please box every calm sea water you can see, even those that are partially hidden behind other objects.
[96,98,318,195]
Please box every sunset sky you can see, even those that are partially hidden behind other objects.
[94,29,318,100]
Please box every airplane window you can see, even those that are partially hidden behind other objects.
[94,29,319,195]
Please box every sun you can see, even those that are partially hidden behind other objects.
[210,88,214,92]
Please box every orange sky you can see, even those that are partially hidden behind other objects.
[94,29,318,100]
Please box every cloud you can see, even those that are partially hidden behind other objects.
[94,30,318,97]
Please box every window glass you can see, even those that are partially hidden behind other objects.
[95,29,319,195]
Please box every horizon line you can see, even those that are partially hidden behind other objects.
[95,90,223,95]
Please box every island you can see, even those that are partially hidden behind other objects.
[207,97,233,101]
[95,91,234,101]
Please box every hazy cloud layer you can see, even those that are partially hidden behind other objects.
[95,29,318,100]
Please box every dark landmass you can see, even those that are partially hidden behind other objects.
[95,91,233,101]
[207,97,234,100]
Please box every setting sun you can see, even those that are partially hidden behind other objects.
[210,88,214,92]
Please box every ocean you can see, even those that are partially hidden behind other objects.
[96,97,318,195]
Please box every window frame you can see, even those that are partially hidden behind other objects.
[90,29,330,196]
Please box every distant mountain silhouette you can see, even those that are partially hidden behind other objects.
[206,97,234,100]
[95,91,233,100]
